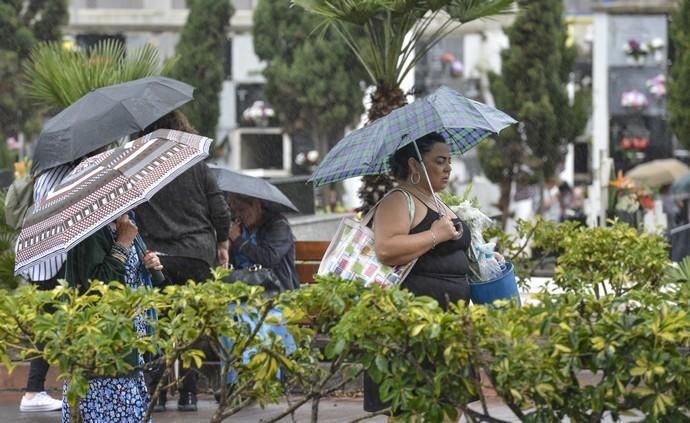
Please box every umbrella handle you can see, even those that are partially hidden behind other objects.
[412,141,444,216]
[150,269,166,285]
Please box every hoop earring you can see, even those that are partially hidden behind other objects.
[410,172,420,185]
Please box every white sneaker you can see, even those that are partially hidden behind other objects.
[19,391,63,412]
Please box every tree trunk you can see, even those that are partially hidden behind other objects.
[316,129,345,212]
[498,177,513,230]
[356,83,407,215]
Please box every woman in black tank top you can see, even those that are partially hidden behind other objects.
[365,132,472,413]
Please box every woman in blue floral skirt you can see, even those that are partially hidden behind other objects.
[62,213,162,422]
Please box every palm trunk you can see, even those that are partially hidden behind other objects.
[357,83,407,215]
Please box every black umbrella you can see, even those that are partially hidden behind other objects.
[31,76,194,176]
[209,165,299,214]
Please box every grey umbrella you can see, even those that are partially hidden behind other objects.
[209,165,299,213]
[31,76,194,176]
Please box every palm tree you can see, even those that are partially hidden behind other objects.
[23,39,177,110]
[294,0,515,212]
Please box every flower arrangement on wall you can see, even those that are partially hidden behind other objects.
[619,136,649,151]
[295,150,319,170]
[623,39,649,64]
[622,37,665,65]
[621,89,649,111]
[646,74,666,99]
[241,100,275,127]
[649,37,665,63]
[608,170,654,214]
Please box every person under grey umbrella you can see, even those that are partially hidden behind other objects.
[226,192,300,291]
[208,165,299,214]
[134,110,231,413]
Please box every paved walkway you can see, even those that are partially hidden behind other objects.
[0,392,387,422]
[1,391,649,422]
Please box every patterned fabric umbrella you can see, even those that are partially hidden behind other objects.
[15,129,212,275]
[309,86,516,186]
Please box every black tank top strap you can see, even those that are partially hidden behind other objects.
[410,207,439,234]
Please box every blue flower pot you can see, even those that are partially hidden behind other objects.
[470,261,520,305]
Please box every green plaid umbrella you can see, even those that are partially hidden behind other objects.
[309,86,516,186]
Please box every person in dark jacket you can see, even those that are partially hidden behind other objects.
[216,193,298,401]
[134,110,231,412]
[227,194,299,291]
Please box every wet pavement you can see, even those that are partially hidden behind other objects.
[0,391,387,422]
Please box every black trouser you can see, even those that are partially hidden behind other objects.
[159,256,212,287]
[150,256,213,396]
[26,273,61,392]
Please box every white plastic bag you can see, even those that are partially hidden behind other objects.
[476,242,503,281]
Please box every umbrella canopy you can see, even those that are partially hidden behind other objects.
[308,86,516,186]
[31,76,194,176]
[671,172,690,196]
[626,158,690,189]
[208,165,299,213]
[15,129,212,275]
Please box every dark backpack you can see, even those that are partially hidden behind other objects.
[5,176,34,230]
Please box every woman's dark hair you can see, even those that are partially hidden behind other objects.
[389,132,446,179]
[134,110,198,139]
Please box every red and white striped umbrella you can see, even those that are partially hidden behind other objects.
[15,129,212,275]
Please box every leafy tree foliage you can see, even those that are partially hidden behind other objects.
[668,0,690,148]
[0,0,67,150]
[483,0,587,224]
[253,0,365,160]
[171,0,234,137]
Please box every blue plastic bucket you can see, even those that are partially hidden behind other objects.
[470,262,520,305]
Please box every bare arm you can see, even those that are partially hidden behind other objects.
[373,192,457,266]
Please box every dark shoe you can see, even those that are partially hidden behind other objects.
[177,392,197,412]
[152,391,166,413]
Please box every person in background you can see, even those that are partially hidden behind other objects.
[217,193,298,401]
[660,184,690,262]
[540,176,561,222]
[134,110,231,412]
[226,194,299,291]
[62,213,162,423]
[19,144,113,412]
[18,164,75,413]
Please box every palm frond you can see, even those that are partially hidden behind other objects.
[0,252,21,291]
[294,0,515,88]
[292,0,409,25]
[445,0,515,23]
[24,40,168,109]
[666,257,690,284]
